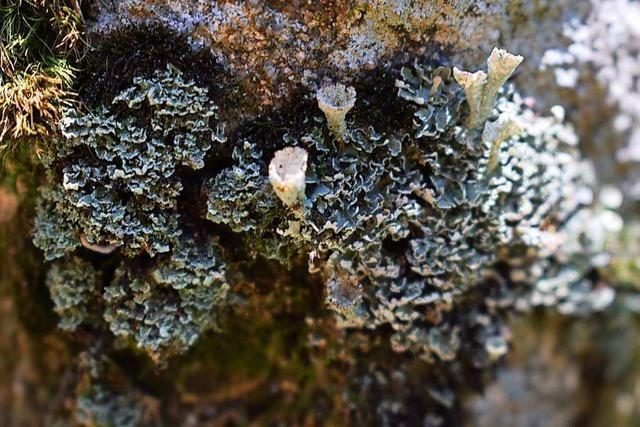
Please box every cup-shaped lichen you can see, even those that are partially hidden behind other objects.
[316,83,357,143]
[269,147,308,207]
[454,47,523,129]
[451,68,488,129]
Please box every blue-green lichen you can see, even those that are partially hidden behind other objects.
[204,140,305,265]
[31,48,614,371]
[205,141,282,234]
[33,65,225,260]
[46,256,99,331]
[75,385,144,427]
[103,236,229,360]
[72,352,146,427]
[198,51,611,364]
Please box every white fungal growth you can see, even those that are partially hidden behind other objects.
[269,147,308,207]
[482,113,524,173]
[316,83,357,143]
[454,47,523,128]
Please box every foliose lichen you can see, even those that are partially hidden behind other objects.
[204,140,304,265]
[75,384,144,427]
[33,65,225,260]
[46,256,99,331]
[199,48,611,364]
[103,235,229,360]
[72,351,146,427]
[31,45,615,377]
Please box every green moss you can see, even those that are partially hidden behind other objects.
[0,0,84,153]
[75,24,233,109]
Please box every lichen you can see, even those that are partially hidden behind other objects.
[19,35,623,424]
[316,83,357,143]
[482,112,523,173]
[46,256,99,331]
[542,0,640,203]
[204,140,305,265]
[32,65,225,259]
[7,2,640,424]
[454,47,523,128]
[72,351,146,427]
[309,51,606,362]
[103,235,229,360]
[268,146,308,208]
[200,49,611,364]
[75,384,144,427]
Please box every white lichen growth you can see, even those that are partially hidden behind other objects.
[454,47,523,128]
[269,147,308,207]
[482,113,524,173]
[316,83,357,143]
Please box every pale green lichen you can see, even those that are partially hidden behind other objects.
[268,146,308,208]
[482,113,524,173]
[269,147,308,207]
[324,272,364,317]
